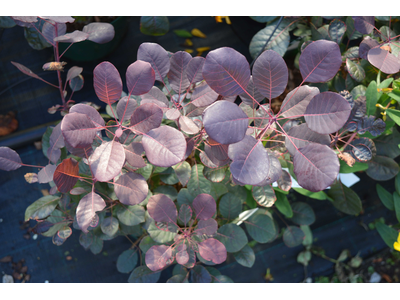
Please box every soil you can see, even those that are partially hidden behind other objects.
[66,17,118,33]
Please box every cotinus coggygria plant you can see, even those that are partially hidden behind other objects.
[0,37,390,283]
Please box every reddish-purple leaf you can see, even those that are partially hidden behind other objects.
[190,81,219,107]
[359,37,379,60]
[228,135,270,185]
[140,86,169,108]
[195,218,218,235]
[186,56,205,84]
[203,100,248,145]
[89,140,125,182]
[137,43,170,82]
[114,172,148,205]
[176,244,189,265]
[368,47,400,74]
[40,16,75,23]
[147,194,178,223]
[0,147,22,171]
[66,66,83,83]
[76,192,106,233]
[239,76,264,108]
[69,104,105,128]
[201,144,229,168]
[208,138,229,162]
[116,96,138,123]
[142,126,186,167]
[53,158,79,193]
[61,112,98,148]
[304,92,352,134]
[126,60,155,96]
[130,103,163,134]
[82,22,115,44]
[168,51,192,93]
[252,50,288,100]
[124,142,146,168]
[145,245,173,271]
[53,30,89,43]
[352,16,375,34]
[285,123,331,157]
[203,47,251,96]
[279,85,320,119]
[184,137,195,160]
[11,61,43,81]
[299,40,342,83]
[192,194,216,220]
[93,61,122,105]
[198,238,227,264]
[42,22,66,44]
[11,16,38,23]
[165,108,181,120]
[179,116,200,135]
[38,164,57,184]
[293,143,339,192]
[65,140,93,158]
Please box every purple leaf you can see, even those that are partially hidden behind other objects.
[178,204,192,225]
[117,96,138,123]
[11,61,43,81]
[114,172,148,205]
[203,47,251,96]
[89,140,125,182]
[40,16,75,23]
[252,50,288,100]
[137,43,170,82]
[198,238,227,264]
[140,86,169,108]
[176,244,189,265]
[82,22,115,44]
[69,104,105,128]
[255,152,282,186]
[203,100,248,145]
[53,158,79,193]
[142,126,186,167]
[130,103,163,134]
[42,22,66,44]
[200,144,229,168]
[195,218,218,235]
[304,92,352,134]
[93,61,122,105]
[147,194,178,223]
[165,108,181,120]
[38,164,57,183]
[0,147,22,171]
[186,56,205,84]
[368,47,400,74]
[145,245,173,271]
[192,194,216,220]
[53,30,89,43]
[76,192,106,233]
[65,140,93,158]
[359,36,379,60]
[299,40,342,83]
[356,115,386,136]
[61,112,98,148]
[285,123,331,157]
[184,137,195,160]
[239,76,264,108]
[124,142,146,168]
[178,116,200,135]
[208,138,229,161]
[168,51,192,93]
[66,66,83,83]
[345,137,376,162]
[126,60,155,96]
[352,16,375,34]
[277,170,292,192]
[279,85,320,118]
[11,16,38,23]
[47,123,64,164]
[228,135,270,185]
[293,143,339,192]
[190,82,219,107]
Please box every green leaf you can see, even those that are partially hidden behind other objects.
[167,274,188,283]
[135,163,153,180]
[328,180,362,215]
[203,166,227,183]
[378,78,394,99]
[159,168,179,185]
[147,222,176,243]
[244,213,276,243]
[351,85,367,100]
[41,127,53,159]
[216,223,248,253]
[366,81,378,116]
[346,59,365,83]
[139,236,160,253]
[173,29,192,38]
[283,226,305,247]
[274,191,293,218]
[116,204,145,226]
[375,128,400,159]
[173,161,191,186]
[0,16,16,28]
[250,16,277,23]
[24,195,60,221]
[177,188,195,208]
[106,102,118,119]
[366,155,399,181]
[394,192,400,223]
[210,182,229,201]
[300,225,313,248]
[376,184,395,211]
[128,266,161,283]
[140,16,169,36]
[291,202,316,226]
[117,249,138,273]
[101,217,119,237]
[339,160,369,173]
[219,193,242,219]
[232,245,255,268]
[153,185,178,201]
[90,235,103,254]
[346,16,363,40]
[191,265,211,283]
[297,250,312,266]
[252,184,276,207]
[388,90,400,103]
[24,20,51,50]
[214,275,234,283]
[187,164,211,197]
[227,184,247,203]
[375,222,399,249]
[292,188,327,200]
[328,19,346,44]
[386,109,400,127]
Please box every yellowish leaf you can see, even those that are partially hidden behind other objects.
[191,28,206,38]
